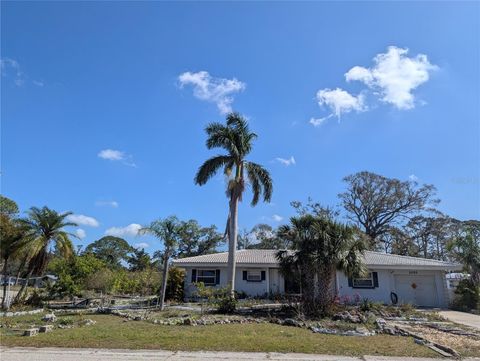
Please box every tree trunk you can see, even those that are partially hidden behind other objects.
[1,258,9,310]
[13,268,34,305]
[227,196,239,297]
[14,253,29,285]
[316,267,335,317]
[158,248,170,311]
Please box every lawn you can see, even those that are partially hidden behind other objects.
[0,314,440,357]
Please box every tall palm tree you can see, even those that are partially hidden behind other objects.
[14,207,77,303]
[277,214,367,317]
[139,216,180,310]
[194,113,273,296]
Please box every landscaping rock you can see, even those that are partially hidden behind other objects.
[333,311,362,323]
[79,319,96,326]
[39,325,53,333]
[42,313,56,323]
[283,318,302,327]
[23,328,39,337]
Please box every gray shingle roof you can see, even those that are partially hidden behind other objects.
[172,249,461,270]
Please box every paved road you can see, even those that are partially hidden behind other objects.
[1,348,480,361]
[438,310,480,329]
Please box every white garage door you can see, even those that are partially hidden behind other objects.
[394,275,438,307]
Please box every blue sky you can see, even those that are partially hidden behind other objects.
[2,2,479,253]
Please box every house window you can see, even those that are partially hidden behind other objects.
[196,270,216,285]
[243,270,265,282]
[247,270,262,282]
[352,273,374,288]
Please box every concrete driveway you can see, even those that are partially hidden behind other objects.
[2,348,480,361]
[438,310,480,329]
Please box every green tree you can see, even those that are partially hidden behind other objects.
[0,214,28,309]
[128,248,152,271]
[176,220,223,258]
[14,207,77,303]
[339,171,438,249]
[194,113,273,296]
[277,214,367,317]
[448,230,480,287]
[0,195,19,217]
[84,236,134,269]
[139,216,181,310]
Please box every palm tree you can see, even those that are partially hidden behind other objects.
[139,216,180,310]
[194,113,273,296]
[0,214,28,309]
[14,207,77,303]
[277,214,367,317]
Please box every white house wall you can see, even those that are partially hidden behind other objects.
[336,269,449,307]
[183,266,276,299]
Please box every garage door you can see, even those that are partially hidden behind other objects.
[394,275,438,307]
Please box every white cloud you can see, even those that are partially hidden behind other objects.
[1,58,25,86]
[272,214,283,222]
[309,116,331,127]
[178,71,246,114]
[75,229,86,239]
[98,149,125,161]
[67,214,99,227]
[105,223,142,237]
[32,80,44,87]
[134,242,150,249]
[95,200,119,208]
[316,88,366,118]
[275,156,296,166]
[98,149,136,167]
[409,174,419,182]
[345,46,438,110]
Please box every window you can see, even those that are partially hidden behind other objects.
[243,270,265,282]
[352,273,374,288]
[196,270,216,285]
[247,270,262,282]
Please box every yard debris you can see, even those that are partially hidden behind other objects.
[78,319,97,326]
[23,328,39,336]
[39,325,53,333]
[42,313,56,323]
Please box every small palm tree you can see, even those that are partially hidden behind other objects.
[194,113,272,295]
[14,207,77,303]
[139,216,180,310]
[277,214,367,317]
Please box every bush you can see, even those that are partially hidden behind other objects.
[47,273,81,299]
[165,266,185,301]
[360,298,373,312]
[452,279,480,312]
[217,295,237,314]
[193,283,237,314]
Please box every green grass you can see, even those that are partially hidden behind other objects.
[0,314,440,357]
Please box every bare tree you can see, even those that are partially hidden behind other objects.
[339,171,438,248]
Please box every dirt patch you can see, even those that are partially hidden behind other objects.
[391,321,480,357]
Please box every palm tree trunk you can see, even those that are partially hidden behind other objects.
[158,249,170,311]
[227,196,239,297]
[14,268,34,304]
[14,253,29,286]
[2,258,9,310]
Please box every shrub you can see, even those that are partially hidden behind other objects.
[217,295,237,314]
[451,279,480,312]
[360,298,373,312]
[193,283,236,314]
[47,273,81,299]
[165,266,185,301]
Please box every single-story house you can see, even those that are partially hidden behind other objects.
[172,249,462,308]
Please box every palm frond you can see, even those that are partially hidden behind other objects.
[194,155,234,186]
[245,162,273,205]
